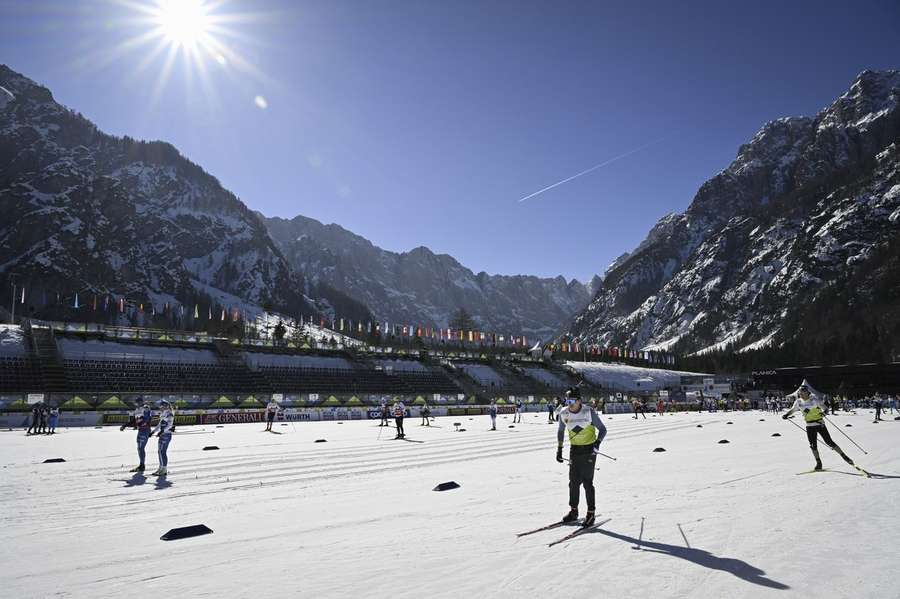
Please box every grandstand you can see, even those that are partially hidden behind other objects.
[566,361,710,393]
[452,360,567,397]
[0,321,704,412]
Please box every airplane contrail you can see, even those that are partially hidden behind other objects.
[516,137,666,203]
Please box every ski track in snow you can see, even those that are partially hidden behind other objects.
[2,410,899,599]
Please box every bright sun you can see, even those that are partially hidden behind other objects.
[154,0,210,47]
[108,0,269,110]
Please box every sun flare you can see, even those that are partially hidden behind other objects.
[154,0,211,48]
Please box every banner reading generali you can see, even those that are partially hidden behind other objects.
[199,411,266,425]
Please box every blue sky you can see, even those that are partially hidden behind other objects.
[2,0,898,282]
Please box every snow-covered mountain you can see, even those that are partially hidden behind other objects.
[263,213,594,337]
[0,64,589,335]
[567,70,900,356]
[0,65,369,322]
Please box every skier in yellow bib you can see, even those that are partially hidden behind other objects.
[556,387,607,527]
[783,383,854,471]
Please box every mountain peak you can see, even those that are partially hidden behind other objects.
[566,69,900,355]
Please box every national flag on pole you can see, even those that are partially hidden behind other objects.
[20,287,25,304]
[74,293,79,309]
[194,304,199,319]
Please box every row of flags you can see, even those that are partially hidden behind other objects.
[15,288,247,323]
[304,315,532,347]
[550,342,677,365]
[11,287,676,362]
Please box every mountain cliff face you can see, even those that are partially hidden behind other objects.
[263,214,593,337]
[0,65,369,322]
[567,70,900,356]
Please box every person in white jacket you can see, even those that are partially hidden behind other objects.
[265,399,280,432]
[149,401,175,476]
[783,384,854,471]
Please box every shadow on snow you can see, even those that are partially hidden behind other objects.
[589,528,790,590]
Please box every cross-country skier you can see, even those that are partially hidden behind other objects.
[38,403,48,434]
[783,384,855,471]
[27,403,40,435]
[149,400,175,476]
[380,399,390,427]
[120,400,153,472]
[555,388,607,527]
[420,401,431,426]
[489,400,498,430]
[47,406,58,434]
[547,401,555,423]
[632,398,647,419]
[514,399,523,423]
[265,398,280,431]
[392,400,406,439]
[873,395,883,422]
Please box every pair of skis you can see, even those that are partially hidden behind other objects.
[517,516,611,547]
[796,464,871,478]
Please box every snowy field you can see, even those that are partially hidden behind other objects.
[2,410,899,599]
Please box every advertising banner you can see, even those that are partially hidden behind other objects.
[200,411,265,424]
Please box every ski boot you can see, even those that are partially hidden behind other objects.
[583,510,596,528]
[130,465,145,473]
[561,508,579,523]
[151,467,167,476]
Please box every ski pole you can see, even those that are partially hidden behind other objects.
[784,416,806,433]
[824,416,868,454]
[596,451,617,461]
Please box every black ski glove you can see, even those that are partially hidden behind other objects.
[556,447,564,463]
[592,440,601,454]
[120,425,126,431]
[782,413,790,420]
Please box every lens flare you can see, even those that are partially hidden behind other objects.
[155,0,210,47]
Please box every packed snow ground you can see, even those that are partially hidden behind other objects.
[2,410,899,599]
